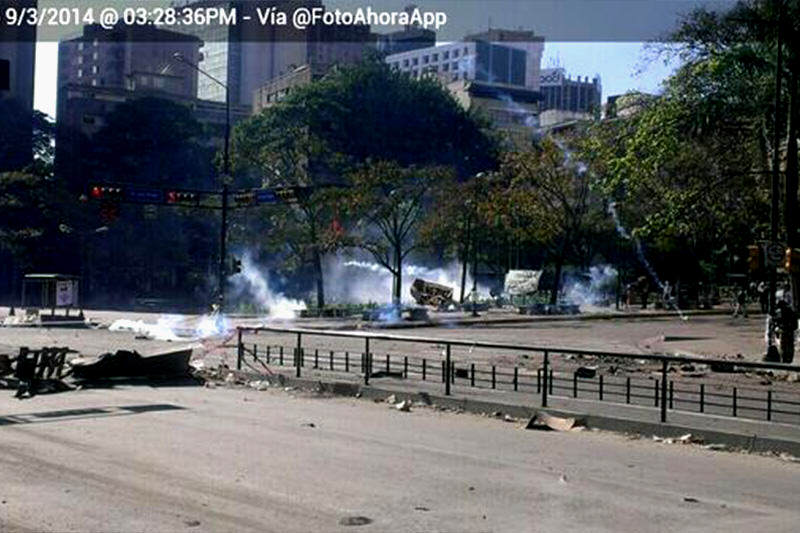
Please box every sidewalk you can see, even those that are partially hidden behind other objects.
[241,365,800,456]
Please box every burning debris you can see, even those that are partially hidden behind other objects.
[410,278,455,308]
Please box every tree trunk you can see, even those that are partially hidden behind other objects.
[786,68,799,365]
[459,219,471,303]
[314,248,325,309]
[549,237,569,305]
[393,244,403,305]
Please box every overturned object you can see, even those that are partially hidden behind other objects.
[70,347,192,380]
[525,411,586,432]
[505,270,543,296]
[410,279,454,307]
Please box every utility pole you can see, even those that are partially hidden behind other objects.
[175,53,231,312]
[769,3,783,330]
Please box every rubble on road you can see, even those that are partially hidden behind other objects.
[70,347,193,380]
[525,411,586,432]
[395,400,413,412]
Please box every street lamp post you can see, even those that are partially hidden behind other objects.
[174,52,231,312]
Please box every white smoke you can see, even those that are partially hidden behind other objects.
[564,265,618,307]
[108,312,231,341]
[228,252,306,319]
[323,254,489,304]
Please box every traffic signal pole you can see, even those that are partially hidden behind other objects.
[218,78,231,312]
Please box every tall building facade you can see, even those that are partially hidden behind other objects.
[57,23,202,99]
[539,68,602,114]
[0,0,37,171]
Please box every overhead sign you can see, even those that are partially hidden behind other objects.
[766,242,784,267]
[56,280,76,307]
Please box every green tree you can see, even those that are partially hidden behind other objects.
[347,161,455,304]
[232,58,497,306]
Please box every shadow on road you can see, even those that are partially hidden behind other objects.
[0,403,186,426]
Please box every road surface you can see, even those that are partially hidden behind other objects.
[1,384,798,532]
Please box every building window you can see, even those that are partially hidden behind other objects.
[77,69,83,78]
[443,51,449,60]
[452,62,458,71]
[453,49,459,58]
[443,63,449,71]
[77,56,83,65]
[78,42,84,51]
[92,65,99,74]
[464,47,469,55]
[93,38,99,47]
[422,55,429,64]
[432,53,438,62]
[91,79,98,86]
[92,52,98,60]
[403,59,409,67]
[411,69,418,78]
[412,57,418,66]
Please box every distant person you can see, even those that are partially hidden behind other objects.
[662,281,673,310]
[732,287,748,318]
[638,277,649,310]
[757,281,768,314]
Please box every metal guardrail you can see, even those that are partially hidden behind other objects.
[236,326,800,425]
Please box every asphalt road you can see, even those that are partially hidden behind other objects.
[1,384,799,532]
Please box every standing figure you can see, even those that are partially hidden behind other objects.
[638,276,649,310]
[732,287,748,318]
[757,281,768,314]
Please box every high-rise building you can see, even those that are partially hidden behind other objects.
[57,23,202,99]
[539,68,602,114]
[463,29,544,91]
[0,0,37,171]
[376,5,435,56]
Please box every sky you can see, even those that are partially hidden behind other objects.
[33,40,680,118]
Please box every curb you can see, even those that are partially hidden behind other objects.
[231,370,800,457]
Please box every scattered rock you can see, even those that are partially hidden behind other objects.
[385,394,397,404]
[575,366,597,379]
[184,519,201,527]
[503,414,515,422]
[418,392,432,405]
[354,392,362,398]
[339,516,373,526]
[468,486,475,491]
[678,433,703,444]
[284,387,295,392]
[559,474,568,484]
[492,411,502,418]
[779,452,800,463]
[413,506,430,512]
[249,380,269,391]
[395,400,412,412]
[204,381,217,389]
[683,497,699,503]
[224,373,236,384]
[301,422,316,428]
[703,443,727,451]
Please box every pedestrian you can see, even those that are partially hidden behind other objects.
[638,276,649,310]
[757,281,768,314]
[732,286,748,318]
[662,281,673,310]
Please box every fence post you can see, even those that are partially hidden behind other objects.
[626,377,631,404]
[253,344,257,362]
[471,363,475,387]
[599,375,604,401]
[669,380,674,409]
[549,369,554,395]
[654,379,659,406]
[295,333,302,378]
[573,372,578,398]
[279,346,284,366]
[660,360,668,423]
[700,384,705,413]
[492,366,496,389]
[513,367,518,391]
[330,350,334,371]
[732,387,737,417]
[364,337,370,385]
[404,356,408,378]
[445,344,451,396]
[423,358,427,381]
[314,348,319,369]
[767,390,772,421]
[236,328,243,370]
[537,369,541,393]
[345,351,349,372]
[542,351,549,408]
[386,354,390,375]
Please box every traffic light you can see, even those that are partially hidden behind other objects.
[166,191,198,206]
[231,257,242,275]
[785,248,800,274]
[747,245,762,273]
[233,191,255,206]
[89,185,123,201]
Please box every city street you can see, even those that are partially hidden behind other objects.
[1,384,799,532]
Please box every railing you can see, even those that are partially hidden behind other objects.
[236,326,800,425]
